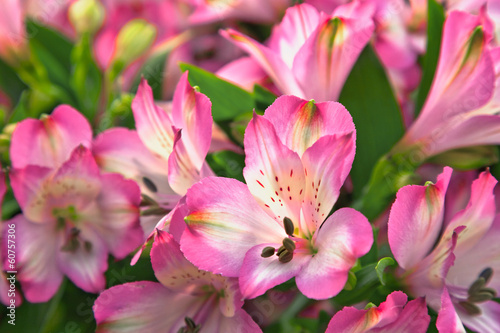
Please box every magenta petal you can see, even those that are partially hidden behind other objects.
[221,28,305,97]
[243,113,306,225]
[296,208,372,299]
[94,281,200,333]
[436,287,466,333]
[388,167,452,270]
[171,71,213,171]
[239,243,309,299]
[379,297,430,333]
[8,215,63,303]
[10,105,92,169]
[132,79,177,158]
[181,177,285,277]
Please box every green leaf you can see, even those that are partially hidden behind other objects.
[0,58,27,104]
[130,48,169,100]
[414,0,445,116]
[71,33,103,120]
[179,63,255,121]
[206,151,245,182]
[333,263,380,306]
[427,145,499,170]
[375,257,395,286]
[339,45,404,199]
[253,84,277,112]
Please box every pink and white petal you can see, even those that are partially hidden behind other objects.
[132,79,177,158]
[168,197,190,242]
[301,133,355,233]
[167,131,203,196]
[457,300,500,333]
[239,243,309,299]
[94,281,202,333]
[442,169,497,258]
[296,208,372,300]
[436,287,466,333]
[292,14,374,101]
[268,4,321,67]
[221,29,306,97]
[181,177,286,277]
[57,226,108,294]
[93,128,179,209]
[88,173,143,259]
[216,57,271,93]
[325,291,408,332]
[375,297,430,333]
[151,229,206,293]
[217,308,262,333]
[171,71,213,170]
[243,113,306,225]
[446,213,500,291]
[9,165,53,223]
[264,96,355,155]
[9,215,63,303]
[427,115,500,156]
[388,167,452,270]
[10,105,92,169]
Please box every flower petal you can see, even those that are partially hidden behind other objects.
[292,8,374,101]
[263,96,355,156]
[221,28,305,97]
[239,243,309,299]
[296,208,372,299]
[7,215,63,303]
[436,287,466,333]
[132,79,177,158]
[10,105,92,169]
[388,167,452,270]
[243,113,306,226]
[457,300,500,333]
[181,177,285,277]
[94,281,201,333]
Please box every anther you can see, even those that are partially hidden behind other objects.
[282,238,296,252]
[468,277,486,296]
[479,267,493,284]
[283,217,294,236]
[276,245,287,257]
[459,301,482,316]
[142,176,158,193]
[261,246,276,258]
[279,250,293,263]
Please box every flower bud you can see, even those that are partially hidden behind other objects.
[69,0,105,35]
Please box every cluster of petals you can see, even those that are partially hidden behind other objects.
[2,105,143,302]
[177,95,373,300]
[93,229,261,332]
[388,167,500,332]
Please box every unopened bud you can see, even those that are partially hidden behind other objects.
[69,0,105,35]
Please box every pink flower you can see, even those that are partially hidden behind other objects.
[93,72,215,237]
[4,106,143,302]
[388,167,500,332]
[392,10,500,158]
[220,2,374,101]
[0,0,29,64]
[93,229,260,332]
[179,95,373,300]
[326,291,430,332]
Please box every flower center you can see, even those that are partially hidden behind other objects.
[459,267,496,316]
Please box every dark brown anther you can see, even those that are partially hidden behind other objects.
[276,245,287,257]
[459,301,482,316]
[141,206,169,216]
[279,250,293,263]
[261,246,276,258]
[140,193,157,206]
[283,217,294,236]
[468,277,486,296]
[282,238,296,252]
[479,267,494,284]
[185,317,196,329]
[84,241,93,252]
[143,176,158,193]
[468,290,496,303]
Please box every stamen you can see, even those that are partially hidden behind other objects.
[279,250,293,263]
[177,317,201,333]
[261,246,276,258]
[458,301,482,316]
[141,206,169,216]
[468,277,486,296]
[282,238,296,252]
[479,267,493,284]
[142,176,158,193]
[276,245,287,257]
[283,217,294,236]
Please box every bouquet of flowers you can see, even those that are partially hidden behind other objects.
[1,0,499,332]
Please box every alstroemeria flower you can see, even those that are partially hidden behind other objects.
[392,10,500,159]
[179,95,373,300]
[220,2,374,102]
[94,229,260,332]
[93,72,214,237]
[326,291,430,332]
[388,167,500,332]
[4,145,142,303]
